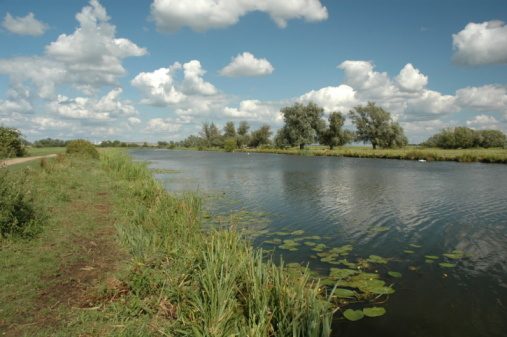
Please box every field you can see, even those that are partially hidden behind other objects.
[0,151,336,337]
[239,145,507,163]
[25,147,66,157]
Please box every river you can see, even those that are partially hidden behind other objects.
[131,149,507,337]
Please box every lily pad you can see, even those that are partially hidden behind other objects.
[264,239,282,244]
[312,243,327,252]
[330,268,358,279]
[338,259,356,268]
[331,245,353,256]
[334,288,357,298]
[367,255,388,264]
[363,307,386,317]
[371,226,389,233]
[343,309,364,321]
[425,259,434,264]
[404,250,415,254]
[409,243,422,248]
[291,230,305,235]
[443,250,464,259]
[387,271,402,278]
[425,255,439,260]
[304,241,317,247]
[439,262,456,268]
[368,286,395,295]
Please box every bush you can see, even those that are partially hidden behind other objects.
[66,139,99,159]
[223,137,237,152]
[0,126,26,158]
[0,170,43,238]
[423,127,507,149]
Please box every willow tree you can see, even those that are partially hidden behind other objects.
[279,102,325,149]
[349,102,407,149]
[319,112,354,149]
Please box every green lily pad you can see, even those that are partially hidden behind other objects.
[272,231,290,236]
[330,245,353,256]
[264,239,282,244]
[334,288,357,298]
[439,262,456,268]
[443,251,464,259]
[387,271,402,278]
[286,263,301,268]
[343,309,364,321]
[363,307,386,317]
[291,230,305,235]
[367,255,388,264]
[371,226,389,233]
[338,259,356,268]
[311,243,327,252]
[303,241,317,246]
[368,286,395,295]
[425,255,439,260]
[320,278,337,286]
[425,259,434,264]
[409,243,422,248]
[330,268,358,279]
[404,250,415,254]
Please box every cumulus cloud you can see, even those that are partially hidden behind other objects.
[2,12,48,36]
[299,85,358,113]
[150,0,328,32]
[453,20,507,65]
[456,85,507,113]
[220,52,274,77]
[466,114,499,129]
[223,99,283,122]
[145,118,183,133]
[48,88,137,121]
[0,0,146,98]
[132,60,225,116]
[395,63,428,92]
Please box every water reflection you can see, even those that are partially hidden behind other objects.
[131,149,507,337]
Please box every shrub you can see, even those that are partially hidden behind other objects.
[66,139,99,159]
[0,170,43,238]
[0,126,26,159]
[423,127,507,149]
[223,137,237,152]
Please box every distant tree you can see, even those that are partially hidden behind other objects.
[200,122,223,147]
[478,129,506,148]
[423,127,506,149]
[33,138,67,147]
[223,137,237,152]
[349,102,407,149]
[279,102,325,149]
[274,127,292,149]
[157,141,169,148]
[223,121,237,138]
[249,124,272,148]
[0,126,26,158]
[237,121,250,147]
[319,112,354,149]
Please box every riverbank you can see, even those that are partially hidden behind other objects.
[237,145,507,163]
[1,150,336,336]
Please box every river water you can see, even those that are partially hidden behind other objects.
[131,149,507,337]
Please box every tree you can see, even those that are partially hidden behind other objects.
[237,121,250,148]
[33,138,67,147]
[223,121,237,138]
[249,124,272,148]
[0,126,26,158]
[423,127,506,149]
[349,102,407,149]
[279,102,325,149]
[319,112,354,149]
[200,122,222,147]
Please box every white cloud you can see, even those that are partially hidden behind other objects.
[223,99,283,122]
[453,20,507,65]
[132,60,225,116]
[2,12,48,36]
[466,114,499,129]
[395,63,428,92]
[456,85,507,113]
[150,0,328,32]
[220,52,274,77]
[48,88,137,121]
[0,0,146,98]
[299,84,358,113]
[145,118,182,133]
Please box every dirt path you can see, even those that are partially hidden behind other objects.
[0,154,57,167]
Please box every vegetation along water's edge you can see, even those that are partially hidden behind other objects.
[1,149,340,336]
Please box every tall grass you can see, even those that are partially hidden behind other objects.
[100,150,336,336]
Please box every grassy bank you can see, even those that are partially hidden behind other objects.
[238,145,507,163]
[26,147,66,157]
[1,151,336,336]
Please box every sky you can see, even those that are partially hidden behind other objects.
[0,0,506,143]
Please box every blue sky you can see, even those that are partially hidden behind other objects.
[1,0,506,143]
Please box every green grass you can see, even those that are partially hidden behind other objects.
[1,150,337,337]
[26,147,66,157]
[239,145,507,163]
